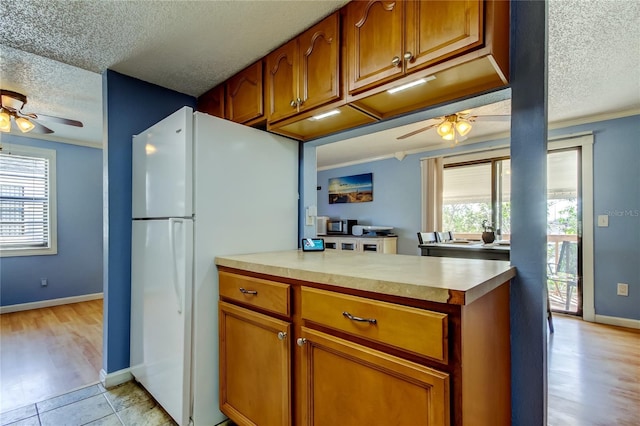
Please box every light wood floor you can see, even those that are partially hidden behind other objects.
[0,299,103,413]
[1,301,638,424]
[548,314,640,425]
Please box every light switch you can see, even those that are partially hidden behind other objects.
[597,215,609,227]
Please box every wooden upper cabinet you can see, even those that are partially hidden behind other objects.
[197,84,225,119]
[225,60,264,125]
[267,11,341,123]
[346,0,484,95]
[266,40,298,123]
[405,0,482,72]
[346,1,405,95]
[298,12,341,113]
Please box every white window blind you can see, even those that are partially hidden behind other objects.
[0,146,56,256]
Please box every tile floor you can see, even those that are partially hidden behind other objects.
[0,381,177,426]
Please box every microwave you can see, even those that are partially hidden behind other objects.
[327,219,357,235]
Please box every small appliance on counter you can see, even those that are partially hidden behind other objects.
[352,225,394,236]
[316,216,330,236]
[327,219,358,235]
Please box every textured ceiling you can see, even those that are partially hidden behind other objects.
[0,0,639,166]
[1,0,348,96]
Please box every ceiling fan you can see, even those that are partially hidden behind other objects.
[0,89,83,135]
[396,110,510,145]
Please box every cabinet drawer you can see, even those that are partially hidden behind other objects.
[219,271,290,316]
[301,287,447,362]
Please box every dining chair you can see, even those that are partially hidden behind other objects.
[417,232,438,244]
[436,231,453,242]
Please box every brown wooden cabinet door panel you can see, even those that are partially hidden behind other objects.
[405,0,483,71]
[299,11,341,112]
[299,327,450,426]
[219,302,291,426]
[346,0,404,95]
[266,40,298,123]
[226,61,264,124]
[197,84,225,118]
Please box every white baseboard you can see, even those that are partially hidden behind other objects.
[595,314,640,329]
[0,293,103,314]
[100,368,133,389]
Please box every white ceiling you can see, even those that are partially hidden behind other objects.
[1,0,639,167]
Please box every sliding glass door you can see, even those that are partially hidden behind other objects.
[547,148,582,314]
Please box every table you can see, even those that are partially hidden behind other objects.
[419,241,510,261]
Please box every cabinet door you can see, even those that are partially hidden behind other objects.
[346,0,404,95]
[360,239,381,253]
[226,61,264,124]
[219,302,291,426]
[405,0,482,71]
[266,40,298,123]
[197,84,225,118]
[298,11,341,112]
[298,327,450,425]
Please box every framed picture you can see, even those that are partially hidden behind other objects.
[328,173,373,204]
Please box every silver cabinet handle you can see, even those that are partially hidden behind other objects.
[296,338,307,347]
[296,97,303,106]
[277,331,287,340]
[239,287,258,295]
[391,56,401,67]
[290,100,297,108]
[404,51,414,62]
[343,311,377,324]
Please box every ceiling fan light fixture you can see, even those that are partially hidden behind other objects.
[455,119,472,137]
[0,109,11,132]
[442,127,456,141]
[15,116,35,133]
[436,120,453,137]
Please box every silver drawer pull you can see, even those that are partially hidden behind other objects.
[277,331,287,340]
[239,287,258,295]
[296,338,307,347]
[343,311,377,324]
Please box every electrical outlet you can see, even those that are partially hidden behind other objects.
[41,278,48,287]
[617,283,629,296]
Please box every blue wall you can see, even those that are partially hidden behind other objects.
[317,156,422,255]
[103,70,195,374]
[317,115,640,321]
[0,135,103,306]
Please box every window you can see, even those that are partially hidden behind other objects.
[0,145,57,257]
[442,158,510,238]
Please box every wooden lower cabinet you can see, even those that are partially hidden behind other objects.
[219,301,291,426]
[218,268,511,426]
[298,327,449,425]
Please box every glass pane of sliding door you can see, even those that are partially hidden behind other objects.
[547,149,581,314]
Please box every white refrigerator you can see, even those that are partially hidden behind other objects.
[130,106,298,426]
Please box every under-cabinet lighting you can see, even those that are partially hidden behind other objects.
[387,76,436,94]
[310,109,340,120]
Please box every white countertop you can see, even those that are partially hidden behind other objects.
[215,250,516,305]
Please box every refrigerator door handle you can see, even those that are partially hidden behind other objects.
[168,218,184,314]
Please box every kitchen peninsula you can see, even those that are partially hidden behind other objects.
[215,250,516,426]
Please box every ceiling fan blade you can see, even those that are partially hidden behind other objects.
[25,112,83,127]
[396,123,439,140]
[471,115,511,122]
[28,119,55,134]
